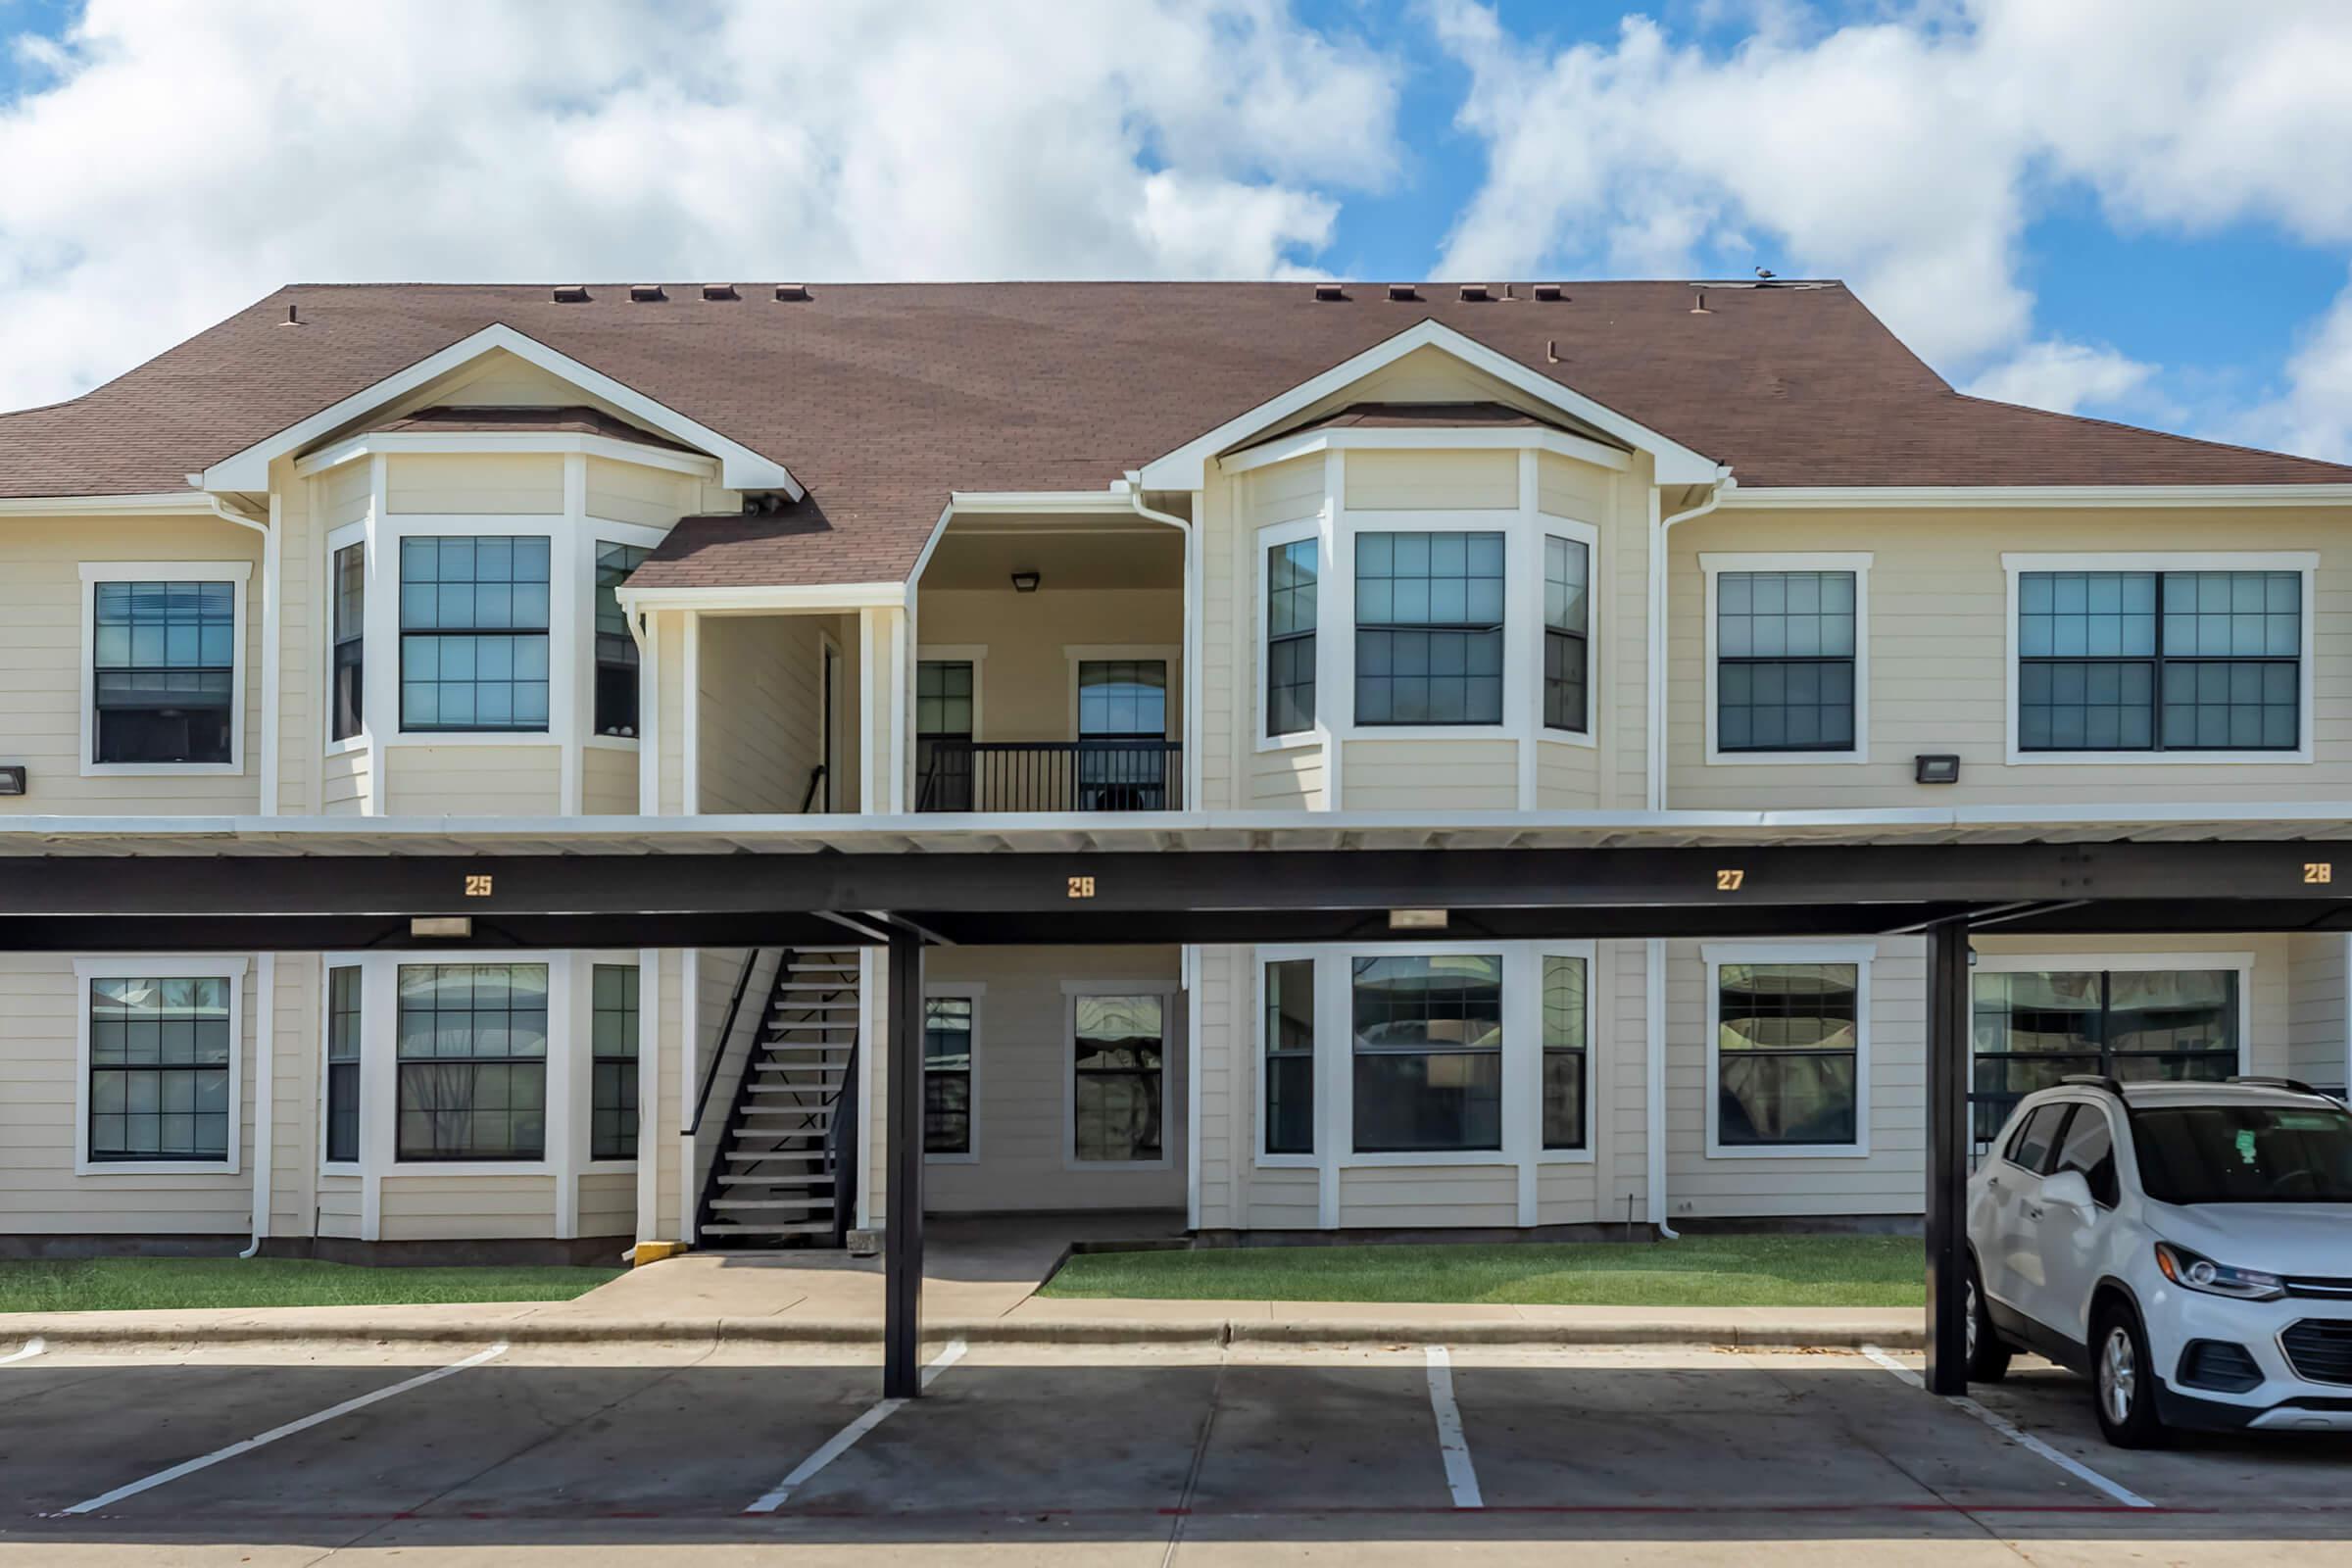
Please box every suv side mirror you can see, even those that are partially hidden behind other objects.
[2041,1168,2096,1212]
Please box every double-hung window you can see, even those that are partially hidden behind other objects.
[1541,955,1588,1150]
[593,543,650,738]
[1350,954,1503,1152]
[399,536,551,732]
[91,577,238,765]
[1713,566,1860,755]
[1543,536,1591,733]
[1263,958,1315,1155]
[924,995,976,1155]
[1710,956,1865,1152]
[1354,531,1505,726]
[324,965,362,1163]
[1071,994,1164,1164]
[86,974,234,1164]
[2016,568,2303,753]
[914,660,976,811]
[1265,536,1318,737]
[330,543,365,742]
[589,963,639,1160]
[395,962,549,1161]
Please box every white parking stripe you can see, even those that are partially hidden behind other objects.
[58,1343,509,1516]
[1859,1344,2153,1509]
[1423,1346,1483,1510]
[0,1339,44,1366]
[743,1339,968,1515]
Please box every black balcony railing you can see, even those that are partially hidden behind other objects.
[915,739,1183,813]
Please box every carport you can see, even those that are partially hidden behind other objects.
[8,811,2350,1404]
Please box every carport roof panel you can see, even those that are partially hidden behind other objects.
[6,804,2352,858]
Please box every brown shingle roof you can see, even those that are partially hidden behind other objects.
[3,281,2347,589]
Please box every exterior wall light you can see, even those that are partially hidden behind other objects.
[1010,570,1042,593]
[410,916,473,939]
[0,764,24,795]
[1914,754,1961,785]
[1389,908,1448,930]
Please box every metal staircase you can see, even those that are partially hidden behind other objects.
[697,948,861,1247]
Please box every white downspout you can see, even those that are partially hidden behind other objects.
[240,953,275,1258]
[1643,473,1731,1241]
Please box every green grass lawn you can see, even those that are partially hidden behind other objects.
[1041,1235,1924,1309]
[0,1257,623,1315]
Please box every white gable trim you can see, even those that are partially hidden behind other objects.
[198,322,800,497]
[292,430,718,480]
[1219,423,1633,476]
[1136,318,1726,491]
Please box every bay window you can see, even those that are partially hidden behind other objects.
[1263,957,1315,1155]
[398,535,552,733]
[1350,953,1503,1153]
[395,962,549,1161]
[1353,531,1505,726]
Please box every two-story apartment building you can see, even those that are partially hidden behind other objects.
[4,279,2350,1260]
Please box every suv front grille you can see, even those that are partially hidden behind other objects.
[2285,1275,2352,1300]
[2279,1320,2352,1386]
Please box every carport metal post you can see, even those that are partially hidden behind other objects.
[1925,915,1972,1396]
[883,926,926,1399]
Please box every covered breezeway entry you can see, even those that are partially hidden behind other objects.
[8,817,2352,1402]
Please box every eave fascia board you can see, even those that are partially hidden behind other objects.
[1723,484,2352,510]
[1219,423,1633,477]
[293,430,718,481]
[1135,318,1723,490]
[0,490,256,521]
[198,321,800,496]
[946,489,1139,514]
[614,580,906,614]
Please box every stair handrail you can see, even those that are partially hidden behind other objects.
[799,763,827,814]
[684,947,772,1137]
[825,1033,859,1248]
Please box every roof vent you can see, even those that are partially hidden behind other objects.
[629,284,666,303]
[774,283,809,302]
[1690,289,1710,315]
[1458,283,1490,303]
[280,304,302,326]
[1533,283,1563,302]
[1312,283,1347,302]
[1386,283,1419,302]
[551,285,591,304]
[702,283,739,301]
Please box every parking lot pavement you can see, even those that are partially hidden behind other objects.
[4,1339,2351,1564]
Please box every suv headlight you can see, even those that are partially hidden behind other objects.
[2155,1242,2286,1301]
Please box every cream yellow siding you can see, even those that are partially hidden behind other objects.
[1344,449,1517,511]
[1340,739,1519,809]
[382,744,561,814]
[917,589,1182,739]
[586,458,697,529]
[577,1171,636,1240]
[687,948,766,1218]
[1338,1166,1517,1228]
[384,453,564,515]
[317,1174,363,1240]
[267,955,318,1238]
[581,743,637,813]
[697,613,827,813]
[438,349,610,410]
[321,748,370,814]
[376,1175,559,1241]
[0,514,264,815]
[2289,933,2349,1089]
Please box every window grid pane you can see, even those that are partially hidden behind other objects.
[1970,969,2237,1140]
[92,579,236,764]
[1715,571,1856,754]
[325,964,362,1162]
[399,535,553,734]
[2018,570,2299,753]
[1077,661,1167,738]
[924,996,974,1154]
[1354,530,1504,726]
[331,544,366,742]
[1264,958,1315,1155]
[1543,955,1587,1150]
[87,975,233,1161]
[1715,963,1860,1147]
[1073,995,1163,1162]
[394,962,549,1160]
[593,542,650,738]
[1350,955,1502,1152]
[1266,539,1318,736]
[1544,536,1590,733]
[591,963,640,1160]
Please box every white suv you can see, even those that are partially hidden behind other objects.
[1965,1077,2352,1446]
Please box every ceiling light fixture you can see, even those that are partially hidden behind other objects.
[1010,570,1042,593]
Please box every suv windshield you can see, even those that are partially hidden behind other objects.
[2132,1102,2352,1204]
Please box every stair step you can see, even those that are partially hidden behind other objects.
[712,1196,831,1210]
[715,1172,834,1186]
[750,1084,841,1096]
[724,1150,827,1162]
[703,1222,834,1236]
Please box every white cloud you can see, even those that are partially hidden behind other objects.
[1964,340,2156,416]
[2229,270,2352,464]
[1431,0,2352,453]
[0,0,1400,412]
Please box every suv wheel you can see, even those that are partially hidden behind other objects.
[1965,1262,2011,1383]
[2091,1301,2168,1448]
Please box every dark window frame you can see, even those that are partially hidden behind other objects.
[1714,568,1859,756]
[1070,992,1166,1165]
[1352,529,1507,728]
[393,961,550,1163]
[1265,535,1318,738]
[324,964,362,1164]
[85,973,235,1165]
[397,534,553,735]
[593,542,651,739]
[330,544,365,743]
[1712,960,1863,1150]
[589,962,639,1161]
[1971,967,2240,1142]
[1542,954,1589,1151]
[1349,953,1504,1154]
[915,659,976,812]
[1543,534,1591,735]
[90,577,238,767]
[924,994,976,1156]
[2017,568,2303,754]
[1263,957,1316,1156]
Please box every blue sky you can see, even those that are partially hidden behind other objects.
[3,0,2349,461]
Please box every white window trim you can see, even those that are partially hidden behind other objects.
[579,954,647,1173]
[375,949,574,1179]
[1971,950,2254,1079]
[322,520,370,759]
[581,522,673,754]
[1700,552,1872,766]
[78,561,253,779]
[73,956,249,1176]
[1254,941,1597,1201]
[1701,940,1875,1160]
[1064,645,1183,741]
[1255,516,1325,752]
[377,514,576,750]
[2000,551,2318,766]
[923,981,985,1166]
[1336,508,1532,746]
[1538,514,1602,749]
[1062,979,1181,1172]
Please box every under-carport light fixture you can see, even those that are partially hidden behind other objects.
[1914,754,1962,785]
[410,916,473,939]
[0,764,24,796]
[1389,908,1448,930]
[1010,570,1042,593]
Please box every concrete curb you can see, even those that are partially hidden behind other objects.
[3,1314,1925,1354]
